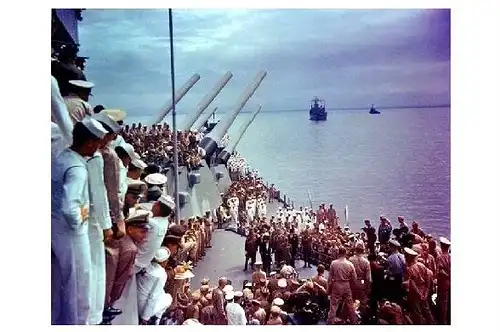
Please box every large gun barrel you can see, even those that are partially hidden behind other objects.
[180,72,233,131]
[150,73,201,124]
[217,105,262,164]
[198,70,267,158]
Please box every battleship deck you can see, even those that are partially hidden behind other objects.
[191,229,318,288]
[191,199,318,287]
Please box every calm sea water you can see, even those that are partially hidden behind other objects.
[127,107,450,237]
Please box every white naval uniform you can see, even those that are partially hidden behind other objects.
[110,135,126,150]
[135,216,169,271]
[51,148,91,325]
[118,160,128,210]
[51,76,73,158]
[257,199,267,218]
[226,302,247,325]
[246,199,256,222]
[87,151,113,324]
[136,262,170,322]
[228,197,239,228]
[113,214,170,325]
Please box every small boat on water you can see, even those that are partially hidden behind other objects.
[369,104,380,114]
[203,109,219,132]
[309,97,327,121]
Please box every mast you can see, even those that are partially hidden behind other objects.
[168,8,180,223]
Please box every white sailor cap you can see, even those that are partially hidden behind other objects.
[223,285,234,293]
[182,318,202,325]
[158,195,175,210]
[225,291,235,301]
[270,305,281,314]
[126,179,146,195]
[439,237,451,245]
[154,247,171,262]
[277,278,287,288]
[81,116,108,139]
[93,112,121,133]
[120,143,136,160]
[234,291,243,298]
[125,209,151,229]
[145,173,168,186]
[103,109,127,122]
[68,79,95,89]
[131,157,147,170]
[269,271,277,277]
[272,298,284,306]
[403,247,418,257]
[244,282,253,288]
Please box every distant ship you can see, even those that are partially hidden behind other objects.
[203,109,219,132]
[309,97,327,121]
[369,104,380,114]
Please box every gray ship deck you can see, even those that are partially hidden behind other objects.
[191,229,319,288]
[190,197,317,287]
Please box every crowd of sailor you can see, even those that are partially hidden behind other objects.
[51,58,450,325]
[226,152,255,180]
[120,123,204,171]
[50,70,224,325]
[214,180,451,325]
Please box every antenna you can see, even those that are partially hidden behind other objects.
[168,8,180,223]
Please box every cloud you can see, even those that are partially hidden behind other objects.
[78,9,450,118]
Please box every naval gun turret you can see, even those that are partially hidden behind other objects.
[217,105,262,165]
[150,73,201,125]
[212,105,262,194]
[198,70,267,161]
[180,72,233,131]
[173,71,267,220]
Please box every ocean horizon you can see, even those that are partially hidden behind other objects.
[125,107,450,237]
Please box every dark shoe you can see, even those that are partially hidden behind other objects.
[104,307,122,316]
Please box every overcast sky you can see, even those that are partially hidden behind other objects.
[79,9,450,117]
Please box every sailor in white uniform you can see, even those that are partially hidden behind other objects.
[64,80,95,124]
[111,209,152,325]
[137,248,174,325]
[102,109,127,150]
[225,291,247,325]
[144,173,168,194]
[51,117,108,325]
[135,195,175,272]
[257,198,267,218]
[246,198,256,223]
[51,76,73,159]
[227,196,239,229]
[115,142,138,206]
[86,112,122,324]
